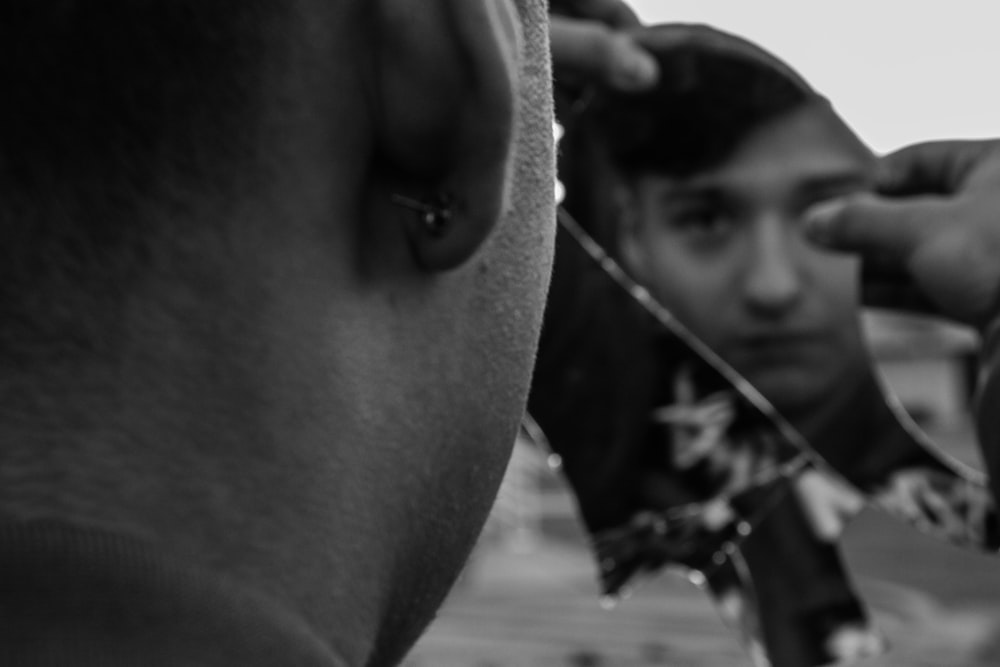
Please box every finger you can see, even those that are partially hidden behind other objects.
[803,191,949,261]
[549,16,658,91]
[877,140,998,196]
[550,0,642,27]
[574,0,642,27]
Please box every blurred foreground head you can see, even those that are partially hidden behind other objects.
[561,23,876,415]
[0,1,555,664]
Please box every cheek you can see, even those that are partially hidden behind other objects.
[803,249,868,361]
[640,243,734,342]
[808,249,861,315]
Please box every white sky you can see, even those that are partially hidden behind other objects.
[628,1,1000,154]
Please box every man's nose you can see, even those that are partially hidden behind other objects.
[742,218,803,315]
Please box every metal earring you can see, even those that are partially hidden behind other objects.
[390,193,454,238]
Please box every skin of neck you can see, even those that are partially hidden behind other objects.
[0,23,385,661]
[0,181,379,662]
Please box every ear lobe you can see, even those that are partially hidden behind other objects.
[369,0,523,272]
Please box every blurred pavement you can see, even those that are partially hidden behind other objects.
[405,422,1000,667]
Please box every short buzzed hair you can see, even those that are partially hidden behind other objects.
[0,1,290,202]
[0,1,292,360]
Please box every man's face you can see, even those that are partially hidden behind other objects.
[620,104,874,411]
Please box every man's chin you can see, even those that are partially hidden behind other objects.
[738,364,838,415]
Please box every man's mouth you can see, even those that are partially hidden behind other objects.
[730,330,830,360]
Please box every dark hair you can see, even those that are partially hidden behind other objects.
[556,26,820,252]
[0,1,287,205]
[0,1,290,359]
[594,44,816,179]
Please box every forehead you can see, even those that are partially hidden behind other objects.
[654,104,875,196]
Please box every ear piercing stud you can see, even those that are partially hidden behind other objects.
[390,193,454,237]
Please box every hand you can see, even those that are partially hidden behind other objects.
[792,469,865,542]
[549,0,659,91]
[874,468,985,545]
[804,140,1000,328]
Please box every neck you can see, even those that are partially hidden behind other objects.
[0,248,379,664]
[773,360,904,484]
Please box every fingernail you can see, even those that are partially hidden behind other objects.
[803,199,845,244]
[618,50,658,90]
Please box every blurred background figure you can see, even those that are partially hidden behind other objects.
[412,13,1000,664]
[555,23,881,665]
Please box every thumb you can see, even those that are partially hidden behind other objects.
[877,140,1000,196]
[549,16,659,91]
[561,0,643,28]
[803,192,949,263]
[806,193,1000,326]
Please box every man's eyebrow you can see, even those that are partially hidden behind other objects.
[657,182,729,202]
[657,169,871,202]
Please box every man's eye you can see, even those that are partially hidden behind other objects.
[669,207,734,243]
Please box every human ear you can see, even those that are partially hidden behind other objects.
[367,0,523,272]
